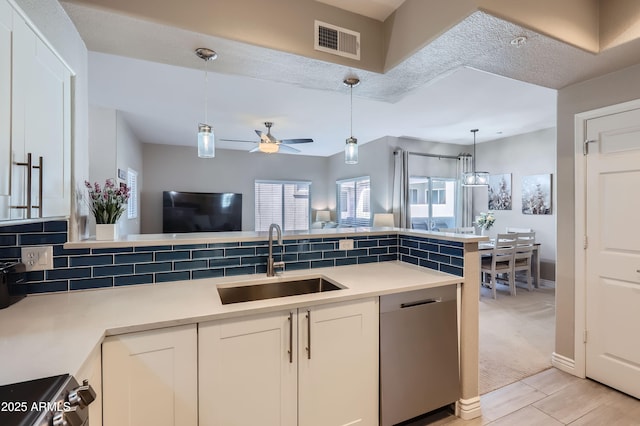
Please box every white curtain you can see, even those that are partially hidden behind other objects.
[458,154,474,227]
[392,149,411,228]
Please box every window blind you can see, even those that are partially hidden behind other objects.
[255,180,311,232]
[127,169,138,219]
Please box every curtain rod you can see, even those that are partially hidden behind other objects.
[393,150,464,160]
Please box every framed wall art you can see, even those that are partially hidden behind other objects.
[521,174,552,215]
[488,173,512,210]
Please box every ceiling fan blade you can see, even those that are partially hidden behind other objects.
[277,144,301,153]
[280,138,314,144]
[220,138,257,143]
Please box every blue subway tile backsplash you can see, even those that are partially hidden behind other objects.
[0,219,467,296]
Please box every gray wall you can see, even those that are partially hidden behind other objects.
[556,61,640,361]
[89,106,143,236]
[474,128,557,277]
[141,144,329,233]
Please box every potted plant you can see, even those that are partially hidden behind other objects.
[475,211,495,236]
[85,179,130,240]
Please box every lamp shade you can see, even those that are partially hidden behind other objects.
[198,124,215,158]
[373,213,394,227]
[462,171,489,186]
[259,142,279,154]
[345,137,358,164]
[315,210,331,222]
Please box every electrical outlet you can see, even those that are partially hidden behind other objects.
[21,246,53,271]
[338,239,354,250]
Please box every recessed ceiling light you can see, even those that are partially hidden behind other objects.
[510,36,527,48]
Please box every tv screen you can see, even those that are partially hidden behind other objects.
[163,191,242,233]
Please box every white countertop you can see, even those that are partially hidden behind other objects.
[0,261,462,385]
[65,227,487,249]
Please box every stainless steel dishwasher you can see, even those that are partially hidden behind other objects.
[380,285,459,426]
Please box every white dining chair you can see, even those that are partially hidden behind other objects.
[458,227,476,234]
[481,233,517,298]
[505,227,533,233]
[513,232,536,291]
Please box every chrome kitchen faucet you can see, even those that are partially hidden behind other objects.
[267,223,285,277]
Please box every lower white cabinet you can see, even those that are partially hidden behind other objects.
[199,297,379,426]
[102,324,198,426]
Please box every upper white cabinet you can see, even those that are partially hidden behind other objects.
[102,324,198,426]
[0,0,71,221]
[199,298,379,426]
[0,1,12,219]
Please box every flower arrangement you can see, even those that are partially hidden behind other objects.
[85,179,130,224]
[475,211,496,230]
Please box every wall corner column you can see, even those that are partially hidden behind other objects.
[456,242,481,419]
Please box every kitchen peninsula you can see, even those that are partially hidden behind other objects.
[0,227,485,423]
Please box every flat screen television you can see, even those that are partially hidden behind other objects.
[163,191,242,233]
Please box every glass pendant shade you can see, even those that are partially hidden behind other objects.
[462,128,488,187]
[198,124,215,158]
[345,137,358,164]
[195,48,217,159]
[462,171,489,186]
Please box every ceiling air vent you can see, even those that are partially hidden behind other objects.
[314,20,360,60]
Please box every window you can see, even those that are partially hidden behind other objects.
[127,168,138,219]
[409,177,456,230]
[336,176,370,227]
[255,180,311,232]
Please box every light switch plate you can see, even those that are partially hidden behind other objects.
[339,239,354,250]
[21,246,53,271]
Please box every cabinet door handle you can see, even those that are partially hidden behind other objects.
[306,310,311,360]
[33,156,43,218]
[288,311,293,363]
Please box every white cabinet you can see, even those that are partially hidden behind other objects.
[0,0,71,220]
[199,298,379,426]
[102,324,198,426]
[198,310,298,426]
[298,299,379,426]
[0,1,13,219]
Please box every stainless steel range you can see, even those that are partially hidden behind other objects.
[0,374,96,426]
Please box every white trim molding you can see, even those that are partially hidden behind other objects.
[456,396,482,420]
[552,352,580,377]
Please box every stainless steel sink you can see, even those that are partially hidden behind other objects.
[218,277,343,305]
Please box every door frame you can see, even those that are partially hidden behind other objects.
[573,97,640,379]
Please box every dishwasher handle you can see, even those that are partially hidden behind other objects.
[400,298,440,309]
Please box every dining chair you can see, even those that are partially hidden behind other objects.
[458,227,476,234]
[505,226,533,233]
[513,232,536,291]
[481,233,517,298]
[438,227,457,233]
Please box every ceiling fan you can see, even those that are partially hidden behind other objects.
[221,122,313,153]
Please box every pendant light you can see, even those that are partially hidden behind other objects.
[195,48,217,158]
[462,129,489,186]
[344,77,360,164]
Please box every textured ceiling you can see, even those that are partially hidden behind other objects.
[62,1,640,156]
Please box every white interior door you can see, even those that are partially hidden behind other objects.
[585,107,640,399]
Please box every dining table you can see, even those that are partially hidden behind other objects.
[479,240,541,288]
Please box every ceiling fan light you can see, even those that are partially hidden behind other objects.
[259,142,280,154]
[198,123,215,158]
[345,137,358,164]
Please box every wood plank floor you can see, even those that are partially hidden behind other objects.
[407,368,640,425]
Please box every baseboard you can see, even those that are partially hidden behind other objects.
[552,352,578,376]
[455,396,481,420]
